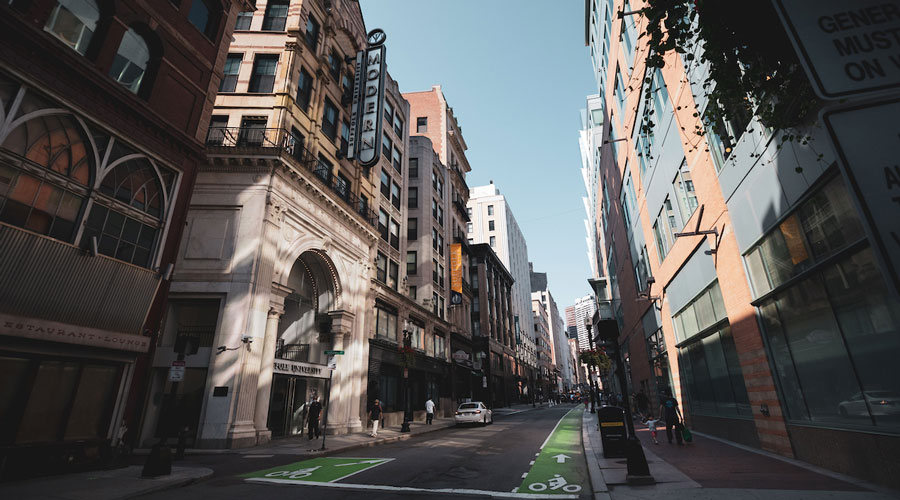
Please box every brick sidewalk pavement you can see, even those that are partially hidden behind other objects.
[632,424,866,491]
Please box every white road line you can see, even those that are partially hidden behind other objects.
[529,461,534,465]
[539,408,576,449]
[521,472,527,478]
[328,458,394,483]
[245,478,579,499]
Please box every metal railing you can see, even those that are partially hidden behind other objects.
[275,338,310,362]
[206,127,377,227]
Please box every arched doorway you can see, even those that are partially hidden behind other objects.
[267,250,340,438]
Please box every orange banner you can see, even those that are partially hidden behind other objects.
[450,243,463,294]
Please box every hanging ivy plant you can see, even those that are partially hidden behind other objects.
[579,348,611,373]
[639,0,820,143]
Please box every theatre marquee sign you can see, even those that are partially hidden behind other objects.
[347,29,387,168]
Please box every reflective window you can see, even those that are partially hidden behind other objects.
[304,15,319,51]
[678,324,751,417]
[375,305,397,341]
[321,98,338,140]
[262,0,288,31]
[248,54,278,93]
[234,11,252,30]
[296,67,313,112]
[220,54,241,92]
[188,0,218,39]
[109,29,150,94]
[44,0,99,55]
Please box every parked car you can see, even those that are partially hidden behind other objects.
[838,390,900,417]
[454,402,493,426]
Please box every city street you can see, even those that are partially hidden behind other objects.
[141,404,589,499]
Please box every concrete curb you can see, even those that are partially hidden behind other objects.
[581,410,612,500]
[121,467,214,499]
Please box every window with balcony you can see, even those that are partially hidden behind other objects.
[44,0,100,56]
[304,14,319,51]
[321,98,338,141]
[336,172,350,200]
[206,116,228,145]
[108,29,150,95]
[261,0,288,31]
[220,54,241,92]
[408,187,418,209]
[296,67,313,111]
[248,54,278,93]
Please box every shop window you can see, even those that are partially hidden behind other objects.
[44,0,99,55]
[677,324,750,417]
[261,0,288,31]
[108,29,150,94]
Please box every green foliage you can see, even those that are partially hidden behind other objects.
[579,348,611,373]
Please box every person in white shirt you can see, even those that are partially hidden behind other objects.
[425,397,435,425]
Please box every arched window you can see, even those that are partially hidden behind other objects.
[109,29,149,94]
[81,156,171,267]
[0,112,93,242]
[43,0,100,56]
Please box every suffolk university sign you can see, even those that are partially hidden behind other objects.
[347,29,387,167]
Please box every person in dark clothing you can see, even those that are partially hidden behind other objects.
[307,397,322,440]
[369,399,383,437]
[658,390,683,445]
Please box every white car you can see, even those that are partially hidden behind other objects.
[454,402,493,426]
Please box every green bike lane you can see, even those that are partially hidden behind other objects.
[517,408,589,495]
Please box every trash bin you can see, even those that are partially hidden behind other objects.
[597,406,627,458]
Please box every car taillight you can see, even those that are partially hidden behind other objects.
[475,410,481,414]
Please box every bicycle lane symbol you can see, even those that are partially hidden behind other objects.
[518,408,588,495]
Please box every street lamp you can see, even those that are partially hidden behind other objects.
[585,317,599,414]
[400,320,413,433]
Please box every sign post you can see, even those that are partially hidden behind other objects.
[168,360,185,382]
[319,350,343,451]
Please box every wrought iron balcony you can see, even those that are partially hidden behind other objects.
[275,338,310,362]
[206,127,377,227]
[453,195,470,221]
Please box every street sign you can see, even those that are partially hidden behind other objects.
[326,356,337,370]
[324,350,344,355]
[772,0,900,100]
[168,360,185,382]
[243,457,393,483]
[822,97,900,299]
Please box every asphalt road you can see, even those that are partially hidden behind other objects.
[141,403,590,499]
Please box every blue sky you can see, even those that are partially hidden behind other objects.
[360,1,597,311]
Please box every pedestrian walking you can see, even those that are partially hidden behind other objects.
[425,396,435,425]
[643,415,660,444]
[306,397,322,440]
[369,399,382,437]
[658,389,683,445]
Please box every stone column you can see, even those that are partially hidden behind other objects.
[325,309,355,434]
[253,282,293,444]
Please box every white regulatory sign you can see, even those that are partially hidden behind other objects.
[772,0,900,99]
[822,98,900,298]
[168,361,185,382]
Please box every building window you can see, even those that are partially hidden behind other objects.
[340,121,351,156]
[207,115,229,145]
[467,222,473,233]
[389,218,399,249]
[220,54,241,92]
[438,234,444,256]
[678,323,751,417]
[487,205,494,216]
[467,207,472,218]
[409,285,417,300]
[44,0,100,56]
[653,197,677,262]
[407,186,418,209]
[392,146,402,172]
[108,29,150,95]
[321,98,338,141]
[432,227,438,252]
[407,251,417,275]
[490,236,496,247]
[378,209,389,242]
[248,54,278,93]
[234,11,252,30]
[375,305,397,341]
[296,67,313,111]
[488,220,495,231]
[382,134,392,160]
[674,159,698,223]
[407,218,418,240]
[409,158,418,178]
[390,182,401,209]
[417,117,427,133]
[384,100,394,127]
[380,170,390,198]
[705,96,751,172]
[388,259,399,290]
[393,114,403,136]
[432,259,439,283]
[375,251,388,282]
[304,14,319,51]
[188,0,219,39]
[261,0,288,31]
[327,49,342,80]
[437,205,443,227]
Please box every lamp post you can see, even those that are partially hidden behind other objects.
[585,318,600,414]
[400,320,412,433]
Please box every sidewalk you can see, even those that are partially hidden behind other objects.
[0,407,544,500]
[581,409,900,500]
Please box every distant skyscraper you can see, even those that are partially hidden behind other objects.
[573,295,596,351]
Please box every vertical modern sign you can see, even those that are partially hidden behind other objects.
[352,29,387,168]
[450,243,463,305]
